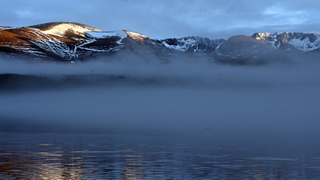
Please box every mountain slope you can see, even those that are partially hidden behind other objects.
[0,22,153,60]
[0,22,319,63]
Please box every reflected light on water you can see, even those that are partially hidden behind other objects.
[1,132,320,179]
[0,150,86,179]
[1,150,147,179]
[122,152,144,180]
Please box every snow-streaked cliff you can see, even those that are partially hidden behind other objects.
[0,22,319,63]
[252,32,320,51]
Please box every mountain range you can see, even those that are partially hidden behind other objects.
[0,22,319,64]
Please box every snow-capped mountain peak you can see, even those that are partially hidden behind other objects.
[123,30,154,44]
[252,32,320,52]
[31,22,102,38]
[0,22,319,64]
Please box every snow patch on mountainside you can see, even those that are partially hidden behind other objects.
[254,32,272,41]
[85,31,127,41]
[41,23,102,37]
[163,38,197,51]
[123,30,153,44]
[0,26,11,30]
[161,37,225,52]
[252,32,320,51]
[288,37,319,52]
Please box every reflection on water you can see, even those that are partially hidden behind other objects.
[1,132,320,179]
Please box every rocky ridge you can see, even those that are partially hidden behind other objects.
[0,22,319,64]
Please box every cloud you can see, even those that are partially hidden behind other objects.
[0,0,319,39]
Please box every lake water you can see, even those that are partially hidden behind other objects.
[1,131,320,179]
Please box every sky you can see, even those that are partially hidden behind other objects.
[1,0,320,39]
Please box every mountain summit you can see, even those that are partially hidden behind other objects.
[0,22,319,64]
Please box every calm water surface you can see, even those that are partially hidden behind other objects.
[1,131,320,179]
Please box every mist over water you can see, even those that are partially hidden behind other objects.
[1,53,320,139]
[1,54,320,179]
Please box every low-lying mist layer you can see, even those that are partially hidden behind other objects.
[1,54,320,138]
[1,53,319,88]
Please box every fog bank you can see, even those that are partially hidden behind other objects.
[1,55,320,138]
